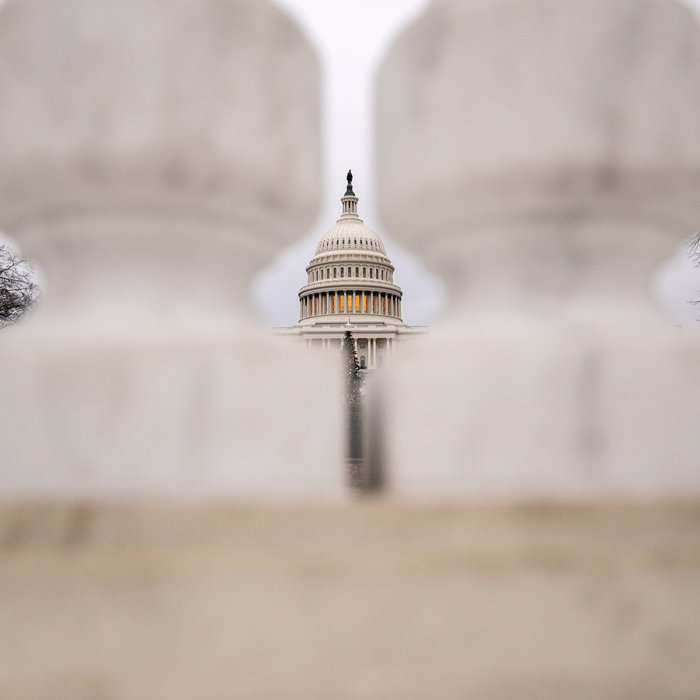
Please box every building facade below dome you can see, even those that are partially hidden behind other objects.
[279,173,425,370]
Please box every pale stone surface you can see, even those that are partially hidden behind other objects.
[0,0,320,321]
[0,327,342,497]
[0,503,698,699]
[379,0,700,253]
[377,0,700,496]
[0,0,343,496]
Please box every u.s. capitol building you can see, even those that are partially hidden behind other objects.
[282,172,424,369]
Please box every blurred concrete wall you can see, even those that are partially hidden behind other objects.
[0,0,343,497]
[1,502,699,699]
[377,0,700,498]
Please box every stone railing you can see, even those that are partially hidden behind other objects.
[377,0,700,499]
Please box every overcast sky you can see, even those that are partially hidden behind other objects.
[254,0,443,327]
[256,0,700,328]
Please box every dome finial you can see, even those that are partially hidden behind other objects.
[345,169,355,196]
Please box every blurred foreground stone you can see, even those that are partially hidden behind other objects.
[0,501,698,699]
[0,0,343,496]
[377,0,700,496]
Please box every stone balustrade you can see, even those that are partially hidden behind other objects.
[377,0,700,498]
[0,0,343,497]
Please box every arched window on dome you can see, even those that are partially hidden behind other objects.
[342,239,345,244]
[354,239,357,245]
[321,270,324,280]
[340,268,344,278]
[363,267,366,278]
[355,267,359,277]
[347,267,351,277]
[369,268,373,279]
[333,267,337,278]
[327,268,330,278]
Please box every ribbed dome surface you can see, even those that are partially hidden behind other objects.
[315,218,387,256]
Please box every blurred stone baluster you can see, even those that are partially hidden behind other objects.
[0,0,343,496]
[377,0,700,498]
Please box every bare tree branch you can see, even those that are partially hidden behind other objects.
[686,234,700,318]
[689,232,700,266]
[0,244,39,327]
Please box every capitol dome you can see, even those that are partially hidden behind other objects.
[282,171,424,372]
[314,206,387,256]
[298,172,403,324]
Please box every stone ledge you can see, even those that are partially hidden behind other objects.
[1,500,698,570]
[1,501,699,700]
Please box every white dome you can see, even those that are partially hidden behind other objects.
[315,218,387,256]
[297,175,404,325]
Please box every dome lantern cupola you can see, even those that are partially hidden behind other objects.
[342,169,358,216]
